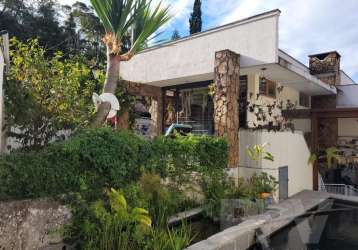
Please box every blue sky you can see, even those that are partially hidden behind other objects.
[60,0,358,82]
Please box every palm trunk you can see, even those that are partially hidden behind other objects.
[91,46,121,127]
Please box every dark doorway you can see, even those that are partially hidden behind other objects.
[239,75,248,127]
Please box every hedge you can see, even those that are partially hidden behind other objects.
[0,128,228,200]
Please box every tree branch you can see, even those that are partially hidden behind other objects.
[120,52,134,61]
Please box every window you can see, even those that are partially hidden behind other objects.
[259,77,276,98]
[299,93,310,107]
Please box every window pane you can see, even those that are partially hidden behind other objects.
[267,81,276,98]
[177,87,214,135]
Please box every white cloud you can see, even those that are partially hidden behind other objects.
[204,0,358,80]
[157,0,193,30]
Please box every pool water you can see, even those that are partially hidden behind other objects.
[251,199,358,250]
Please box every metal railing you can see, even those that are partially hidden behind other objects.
[319,183,358,197]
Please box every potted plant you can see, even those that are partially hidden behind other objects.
[249,172,277,199]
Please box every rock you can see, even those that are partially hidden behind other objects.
[0,199,71,250]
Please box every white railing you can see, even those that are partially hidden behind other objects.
[319,183,358,197]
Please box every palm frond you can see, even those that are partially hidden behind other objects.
[130,0,171,54]
[90,0,170,55]
[90,0,143,40]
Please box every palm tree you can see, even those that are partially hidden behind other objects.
[90,0,170,127]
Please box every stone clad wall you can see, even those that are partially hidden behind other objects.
[0,199,71,250]
[214,50,240,168]
[310,52,341,150]
[309,52,341,86]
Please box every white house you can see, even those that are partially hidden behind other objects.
[120,9,358,200]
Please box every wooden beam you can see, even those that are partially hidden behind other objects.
[284,107,358,119]
[313,108,358,118]
[282,109,311,119]
[124,81,162,99]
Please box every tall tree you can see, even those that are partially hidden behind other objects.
[62,5,80,55]
[189,0,202,34]
[34,0,66,52]
[71,1,105,62]
[171,29,180,40]
[89,0,171,127]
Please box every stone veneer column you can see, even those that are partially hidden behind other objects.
[214,50,240,168]
[149,93,163,136]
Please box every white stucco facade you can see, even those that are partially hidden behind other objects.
[337,85,358,108]
[121,10,280,86]
[339,118,358,137]
[239,129,313,198]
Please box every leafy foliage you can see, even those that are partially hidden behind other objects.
[248,172,278,196]
[245,85,297,132]
[90,0,170,55]
[65,188,152,250]
[0,0,106,59]
[5,38,102,149]
[150,134,228,181]
[246,143,274,162]
[308,147,341,168]
[0,128,228,201]
[65,187,193,250]
[0,128,150,200]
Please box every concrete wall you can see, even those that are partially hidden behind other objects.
[0,199,71,249]
[239,129,313,197]
[338,118,358,137]
[3,128,72,152]
[121,10,280,86]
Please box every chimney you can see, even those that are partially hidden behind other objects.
[309,51,341,86]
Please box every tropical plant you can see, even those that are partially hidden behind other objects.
[65,188,152,250]
[108,188,152,227]
[148,223,193,250]
[308,147,341,168]
[246,143,274,162]
[139,172,172,226]
[89,0,171,126]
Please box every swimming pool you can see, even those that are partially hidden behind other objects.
[251,199,358,250]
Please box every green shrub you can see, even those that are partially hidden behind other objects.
[150,134,228,185]
[0,128,151,200]
[0,128,228,201]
